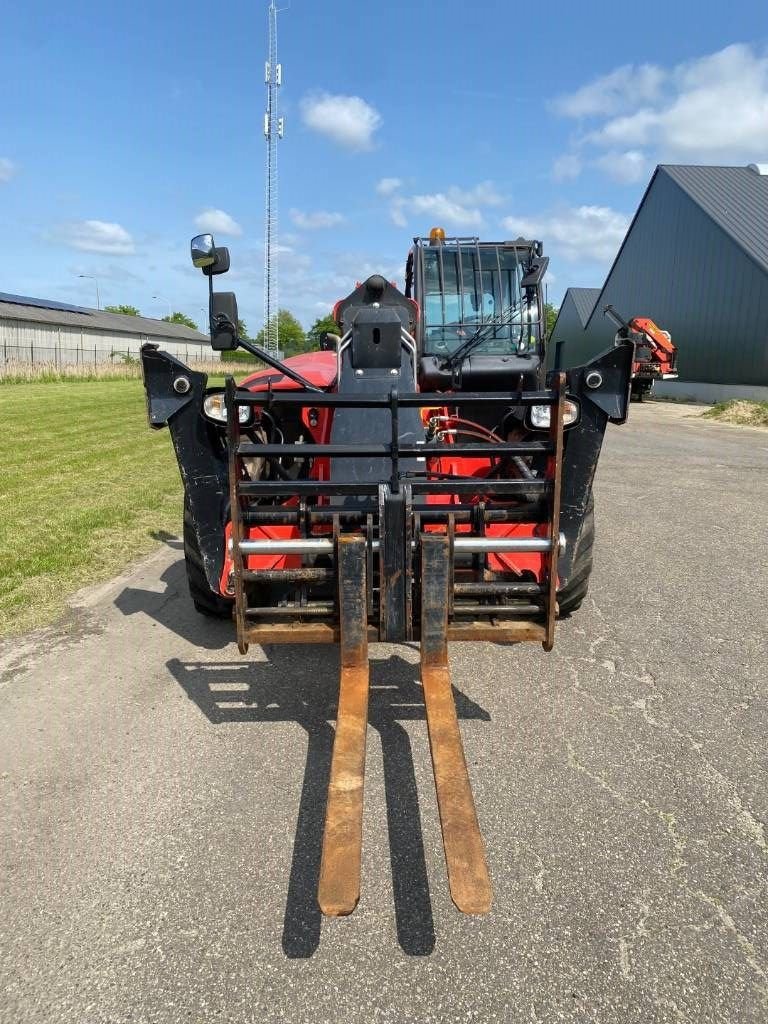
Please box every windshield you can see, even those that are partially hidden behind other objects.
[420,244,539,356]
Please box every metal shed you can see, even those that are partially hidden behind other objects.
[549,164,768,401]
[0,293,212,367]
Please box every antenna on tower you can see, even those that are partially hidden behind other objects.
[263,0,284,356]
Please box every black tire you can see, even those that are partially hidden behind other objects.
[557,493,595,617]
[183,500,233,618]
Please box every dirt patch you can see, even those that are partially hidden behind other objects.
[701,400,768,428]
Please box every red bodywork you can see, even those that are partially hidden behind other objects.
[218,351,549,595]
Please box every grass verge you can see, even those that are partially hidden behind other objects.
[701,400,768,428]
[0,378,219,637]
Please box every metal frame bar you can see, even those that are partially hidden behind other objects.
[232,388,558,407]
[238,536,560,556]
[544,372,566,651]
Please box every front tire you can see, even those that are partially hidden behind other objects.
[183,500,233,619]
[557,493,595,617]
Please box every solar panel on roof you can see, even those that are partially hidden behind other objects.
[0,292,93,315]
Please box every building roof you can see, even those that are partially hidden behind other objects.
[567,287,601,327]
[662,164,768,276]
[0,292,209,343]
[584,163,768,330]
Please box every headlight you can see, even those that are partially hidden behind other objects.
[203,392,252,425]
[527,399,580,430]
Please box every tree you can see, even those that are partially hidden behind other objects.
[255,309,308,357]
[237,319,249,341]
[544,303,559,338]
[162,311,198,331]
[104,304,140,316]
[307,313,339,349]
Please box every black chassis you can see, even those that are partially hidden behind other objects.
[140,339,634,607]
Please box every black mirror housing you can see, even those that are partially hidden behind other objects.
[210,291,239,351]
[521,256,549,288]
[203,246,231,277]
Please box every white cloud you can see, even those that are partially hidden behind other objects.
[194,208,243,237]
[448,181,505,207]
[376,177,402,196]
[501,206,630,264]
[550,44,768,180]
[551,64,665,119]
[392,192,484,229]
[386,181,504,230]
[0,158,18,183]
[593,150,650,184]
[58,220,135,255]
[289,208,346,229]
[301,92,382,151]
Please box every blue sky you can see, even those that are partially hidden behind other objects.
[2,0,767,332]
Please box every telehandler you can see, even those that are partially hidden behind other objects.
[141,228,634,916]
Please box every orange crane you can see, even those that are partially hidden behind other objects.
[604,305,678,401]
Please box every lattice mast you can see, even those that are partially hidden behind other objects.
[263,1,284,356]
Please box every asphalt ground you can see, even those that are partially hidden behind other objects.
[1,403,767,1023]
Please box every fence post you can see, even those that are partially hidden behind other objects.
[94,344,97,366]
[31,339,34,366]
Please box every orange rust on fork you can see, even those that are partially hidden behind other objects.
[226,377,249,655]
[317,536,370,916]
[420,533,492,914]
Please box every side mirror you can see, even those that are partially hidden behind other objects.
[210,292,239,351]
[520,256,549,288]
[190,235,231,275]
[191,234,216,268]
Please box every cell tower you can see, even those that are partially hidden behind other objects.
[263,0,284,356]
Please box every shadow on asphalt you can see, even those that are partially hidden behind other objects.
[114,557,234,651]
[166,650,490,959]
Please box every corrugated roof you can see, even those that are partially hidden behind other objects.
[0,293,209,343]
[661,164,768,275]
[584,163,768,330]
[0,291,93,314]
[568,288,601,327]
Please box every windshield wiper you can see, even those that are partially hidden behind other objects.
[440,302,522,371]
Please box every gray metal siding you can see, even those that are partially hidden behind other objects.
[552,170,768,385]
[571,288,601,327]
[663,165,768,275]
[548,292,588,358]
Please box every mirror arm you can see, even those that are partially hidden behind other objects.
[234,338,323,392]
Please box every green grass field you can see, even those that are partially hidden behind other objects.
[0,378,224,637]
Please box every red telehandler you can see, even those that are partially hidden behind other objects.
[141,229,634,917]
[604,305,678,401]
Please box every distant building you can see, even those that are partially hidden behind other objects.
[0,292,211,366]
[549,164,768,402]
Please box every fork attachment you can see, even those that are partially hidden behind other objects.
[318,536,370,916]
[420,534,492,915]
[318,532,492,917]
